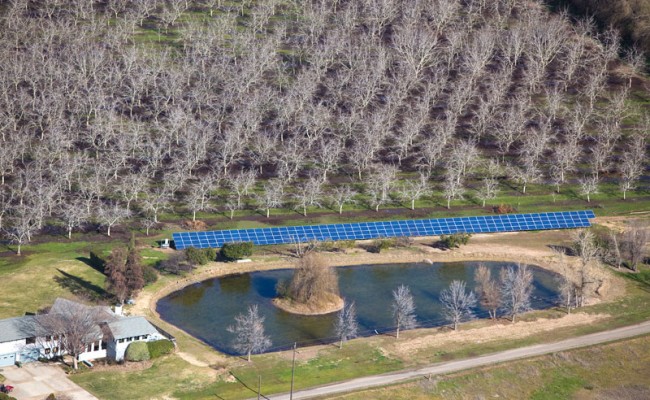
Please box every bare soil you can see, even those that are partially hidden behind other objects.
[272,293,344,315]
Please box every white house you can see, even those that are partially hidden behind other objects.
[0,299,172,367]
[0,316,42,367]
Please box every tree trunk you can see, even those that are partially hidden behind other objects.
[68,227,72,239]
[339,339,343,349]
[247,351,251,362]
[303,206,307,217]
[396,325,400,339]
[411,199,415,210]
[16,242,21,256]
[375,204,379,212]
[339,204,343,214]
[73,356,78,370]
[623,189,627,200]
[266,208,270,218]
[587,194,590,203]
[482,199,486,207]
[193,210,196,221]
[447,198,451,209]
[230,210,234,220]
[107,226,111,237]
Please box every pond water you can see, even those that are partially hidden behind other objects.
[157,262,561,355]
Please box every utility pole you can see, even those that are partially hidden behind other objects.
[290,342,297,400]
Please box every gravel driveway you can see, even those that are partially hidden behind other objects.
[1,363,98,400]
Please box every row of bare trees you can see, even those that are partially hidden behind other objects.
[1,0,647,250]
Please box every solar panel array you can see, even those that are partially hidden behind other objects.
[172,210,595,250]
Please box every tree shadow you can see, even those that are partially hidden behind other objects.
[54,269,106,301]
[547,244,576,256]
[76,251,106,274]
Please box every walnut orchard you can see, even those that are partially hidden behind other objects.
[156,261,561,355]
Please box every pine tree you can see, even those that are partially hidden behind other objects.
[125,234,145,297]
[105,247,128,304]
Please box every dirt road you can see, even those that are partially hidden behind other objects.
[267,321,650,400]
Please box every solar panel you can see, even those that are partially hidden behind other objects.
[171,210,595,250]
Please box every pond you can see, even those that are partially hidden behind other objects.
[157,261,561,355]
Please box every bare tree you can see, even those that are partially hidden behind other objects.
[141,186,172,223]
[33,302,105,370]
[392,284,417,339]
[227,170,257,209]
[335,300,358,349]
[398,173,429,210]
[621,222,649,272]
[579,175,599,203]
[571,229,601,307]
[440,280,477,330]
[58,199,87,239]
[255,179,284,218]
[474,263,501,319]
[3,205,39,256]
[98,202,131,237]
[619,135,646,200]
[287,253,339,305]
[443,169,464,209]
[227,304,272,362]
[499,264,533,323]
[476,177,499,207]
[292,177,323,217]
[555,250,576,314]
[329,185,357,214]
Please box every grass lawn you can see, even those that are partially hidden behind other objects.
[0,241,113,318]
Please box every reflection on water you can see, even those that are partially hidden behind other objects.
[157,261,560,355]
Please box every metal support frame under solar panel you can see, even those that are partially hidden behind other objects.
[172,210,595,250]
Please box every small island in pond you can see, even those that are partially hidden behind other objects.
[273,253,344,315]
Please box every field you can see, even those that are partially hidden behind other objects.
[327,334,650,400]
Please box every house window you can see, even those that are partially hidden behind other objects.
[53,347,59,353]
[45,335,52,342]
[44,348,51,354]
[118,339,124,343]
[26,337,36,344]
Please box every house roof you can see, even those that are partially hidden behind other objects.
[106,316,159,340]
[0,316,37,343]
[50,298,116,322]
[0,299,160,344]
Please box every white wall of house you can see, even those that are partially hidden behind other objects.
[78,339,108,362]
[112,333,166,361]
[0,339,26,356]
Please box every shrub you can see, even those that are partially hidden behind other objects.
[185,247,209,265]
[157,253,194,275]
[0,393,17,400]
[439,233,471,249]
[142,265,158,285]
[494,204,517,214]
[147,340,175,358]
[203,247,217,262]
[394,236,414,247]
[125,341,150,362]
[371,238,394,253]
[220,242,254,261]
